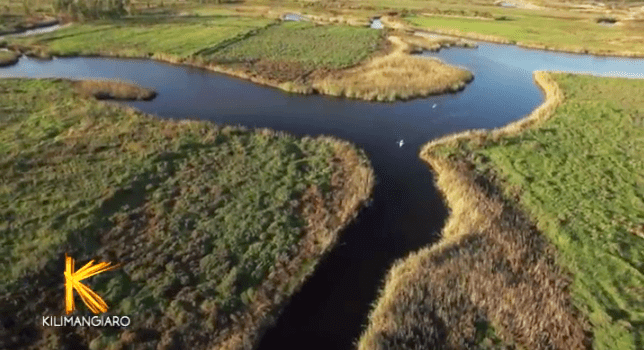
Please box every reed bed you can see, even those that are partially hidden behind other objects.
[73,79,157,100]
[421,71,563,150]
[358,72,594,349]
[362,70,644,349]
[313,36,473,101]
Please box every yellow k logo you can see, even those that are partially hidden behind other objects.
[64,253,120,315]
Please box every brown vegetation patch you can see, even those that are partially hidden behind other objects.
[359,72,591,349]
[73,79,157,101]
[237,59,312,84]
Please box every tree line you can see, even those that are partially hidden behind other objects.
[53,0,131,20]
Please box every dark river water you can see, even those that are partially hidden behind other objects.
[2,43,644,350]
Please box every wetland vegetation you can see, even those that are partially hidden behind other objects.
[2,0,644,349]
[361,72,644,349]
[73,79,157,100]
[5,10,475,100]
[0,78,374,350]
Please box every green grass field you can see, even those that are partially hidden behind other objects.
[10,15,275,57]
[202,21,383,70]
[436,73,644,349]
[406,12,644,54]
[0,78,373,349]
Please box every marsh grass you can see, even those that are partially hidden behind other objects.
[202,21,383,70]
[0,78,374,350]
[73,79,157,100]
[361,72,644,350]
[359,71,589,350]
[8,14,476,103]
[312,35,473,101]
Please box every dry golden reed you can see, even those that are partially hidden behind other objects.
[313,36,473,101]
[0,50,20,67]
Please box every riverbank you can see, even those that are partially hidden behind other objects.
[0,78,375,350]
[5,16,474,101]
[0,16,59,37]
[381,12,644,58]
[360,71,644,349]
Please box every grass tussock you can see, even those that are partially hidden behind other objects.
[313,35,473,101]
[73,79,157,100]
[0,78,374,350]
[0,49,19,66]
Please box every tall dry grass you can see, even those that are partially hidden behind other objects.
[305,13,372,27]
[312,36,473,101]
[359,71,591,349]
[73,79,157,100]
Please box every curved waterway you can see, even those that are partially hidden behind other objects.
[2,43,644,349]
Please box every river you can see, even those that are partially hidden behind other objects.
[2,42,644,350]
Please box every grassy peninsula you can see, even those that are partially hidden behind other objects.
[360,72,644,349]
[0,78,375,350]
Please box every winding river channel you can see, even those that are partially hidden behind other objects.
[2,42,644,349]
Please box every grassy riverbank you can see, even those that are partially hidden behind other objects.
[236,0,644,57]
[405,12,644,56]
[0,78,375,350]
[360,72,644,349]
[6,13,475,101]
